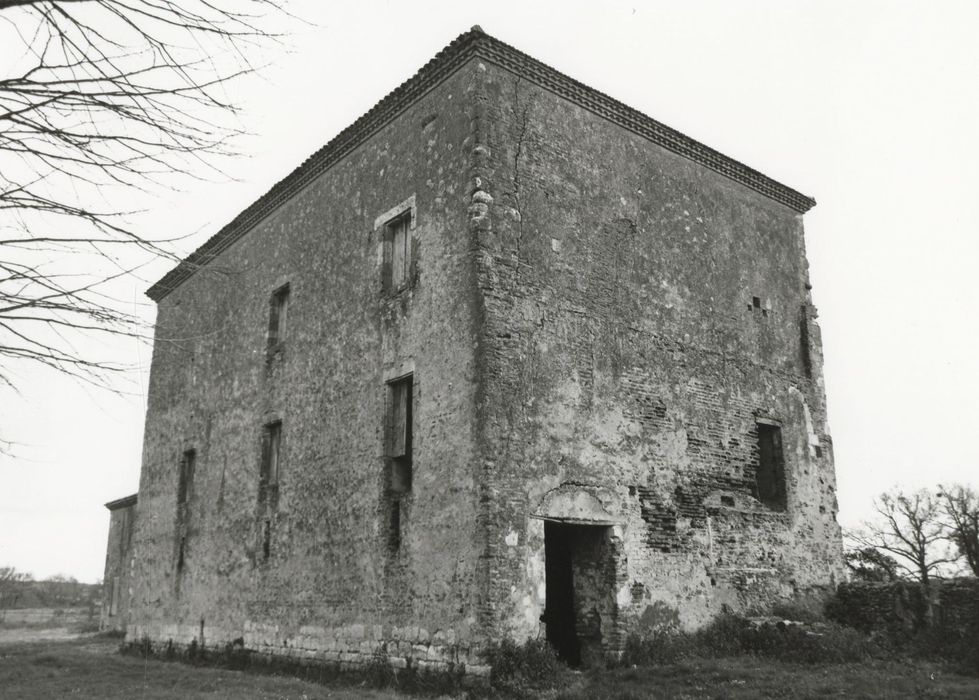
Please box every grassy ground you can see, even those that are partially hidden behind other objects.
[0,636,404,700]
[1,635,978,699]
[556,657,979,699]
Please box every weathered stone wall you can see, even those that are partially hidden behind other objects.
[130,63,489,674]
[468,63,844,651]
[101,497,137,631]
[833,579,979,633]
[128,42,843,672]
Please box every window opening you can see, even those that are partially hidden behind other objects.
[267,283,290,350]
[177,449,195,508]
[386,374,413,552]
[385,214,411,291]
[756,423,787,510]
[260,421,282,487]
[262,520,271,561]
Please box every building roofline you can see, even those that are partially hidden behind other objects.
[146,26,816,302]
[104,494,138,511]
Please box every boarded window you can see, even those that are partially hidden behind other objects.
[385,214,411,291]
[756,423,787,510]
[387,376,413,462]
[267,283,290,350]
[385,375,413,553]
[260,421,282,486]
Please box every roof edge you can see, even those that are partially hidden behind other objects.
[147,26,815,302]
[104,493,138,511]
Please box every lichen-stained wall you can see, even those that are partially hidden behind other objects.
[100,496,136,632]
[130,63,485,669]
[469,65,844,644]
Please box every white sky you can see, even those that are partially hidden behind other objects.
[1,0,977,582]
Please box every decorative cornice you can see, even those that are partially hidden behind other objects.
[147,26,815,301]
[104,493,138,511]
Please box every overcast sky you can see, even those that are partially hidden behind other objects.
[2,0,977,582]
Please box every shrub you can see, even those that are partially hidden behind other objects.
[621,627,692,666]
[484,638,568,698]
[620,613,879,668]
[769,596,827,624]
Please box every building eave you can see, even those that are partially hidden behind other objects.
[104,494,138,511]
[146,26,816,302]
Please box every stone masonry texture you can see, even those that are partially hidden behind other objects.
[111,27,844,673]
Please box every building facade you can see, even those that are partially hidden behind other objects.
[107,27,844,671]
[100,494,137,632]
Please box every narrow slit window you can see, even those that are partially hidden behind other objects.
[388,499,401,552]
[177,450,195,508]
[267,283,290,350]
[387,375,413,490]
[260,421,282,487]
[756,423,787,511]
[262,519,271,561]
[799,304,812,378]
[177,535,186,572]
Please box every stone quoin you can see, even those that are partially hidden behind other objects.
[101,26,844,672]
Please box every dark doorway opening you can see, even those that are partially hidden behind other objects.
[543,520,615,667]
[544,520,579,664]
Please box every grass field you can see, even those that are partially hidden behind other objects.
[1,634,978,699]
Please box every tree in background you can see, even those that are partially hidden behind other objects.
[938,484,979,577]
[850,488,954,586]
[843,546,900,583]
[0,1,288,417]
[0,566,32,609]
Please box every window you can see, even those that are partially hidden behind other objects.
[799,304,812,378]
[260,421,282,487]
[387,375,413,490]
[175,449,194,574]
[384,214,411,291]
[262,519,271,561]
[267,283,290,350]
[755,423,787,510]
[385,374,413,552]
[257,422,281,563]
[177,449,195,507]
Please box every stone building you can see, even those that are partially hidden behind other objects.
[104,27,844,671]
[100,494,137,632]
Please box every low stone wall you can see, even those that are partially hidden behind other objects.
[128,621,491,679]
[832,578,979,632]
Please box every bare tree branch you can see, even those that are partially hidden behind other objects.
[850,488,955,585]
[938,484,979,577]
[0,1,290,409]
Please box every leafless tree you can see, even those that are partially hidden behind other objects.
[0,1,287,410]
[0,565,32,609]
[938,484,979,577]
[850,488,954,586]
